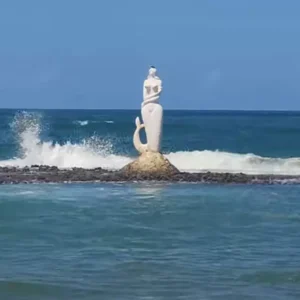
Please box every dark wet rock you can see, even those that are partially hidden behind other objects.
[49,166,59,172]
[0,167,17,173]
[0,164,299,185]
[38,165,51,172]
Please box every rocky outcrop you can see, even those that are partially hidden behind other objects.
[120,151,179,176]
[0,165,299,185]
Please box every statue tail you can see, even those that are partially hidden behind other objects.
[133,117,148,154]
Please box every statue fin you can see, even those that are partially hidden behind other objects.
[133,117,148,153]
[135,116,141,127]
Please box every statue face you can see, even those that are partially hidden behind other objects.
[148,67,157,77]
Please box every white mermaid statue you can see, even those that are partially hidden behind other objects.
[133,66,163,153]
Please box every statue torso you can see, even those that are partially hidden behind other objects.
[143,78,162,105]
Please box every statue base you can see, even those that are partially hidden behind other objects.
[121,151,179,176]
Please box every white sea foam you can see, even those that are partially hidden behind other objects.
[2,111,300,175]
[0,112,131,169]
[0,139,132,170]
[165,151,300,175]
[75,120,89,126]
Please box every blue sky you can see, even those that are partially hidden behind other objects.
[0,0,299,110]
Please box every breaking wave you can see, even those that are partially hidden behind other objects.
[0,112,131,170]
[1,111,300,175]
[166,151,300,175]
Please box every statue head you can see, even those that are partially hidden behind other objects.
[148,66,157,78]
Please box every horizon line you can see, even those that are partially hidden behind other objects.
[1,108,300,112]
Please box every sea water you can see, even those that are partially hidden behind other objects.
[2,109,300,174]
[1,109,300,299]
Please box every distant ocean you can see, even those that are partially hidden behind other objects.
[1,109,300,299]
[2,109,300,174]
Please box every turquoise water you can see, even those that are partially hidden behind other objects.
[1,183,300,299]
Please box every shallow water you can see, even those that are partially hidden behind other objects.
[1,183,300,299]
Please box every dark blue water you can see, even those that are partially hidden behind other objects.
[2,109,300,157]
[1,109,300,299]
[1,109,300,174]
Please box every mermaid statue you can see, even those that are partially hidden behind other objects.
[133,66,163,153]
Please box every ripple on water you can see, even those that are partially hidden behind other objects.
[0,184,300,299]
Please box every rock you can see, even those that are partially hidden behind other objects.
[1,163,300,184]
[23,166,30,172]
[0,166,17,173]
[38,165,50,172]
[120,151,179,177]
[49,166,59,172]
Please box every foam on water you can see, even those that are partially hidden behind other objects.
[166,150,300,175]
[2,111,300,175]
[75,120,89,126]
[0,112,131,169]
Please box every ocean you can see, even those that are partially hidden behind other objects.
[1,109,300,299]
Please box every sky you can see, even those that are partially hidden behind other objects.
[0,0,300,110]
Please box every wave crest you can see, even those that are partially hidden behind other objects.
[75,120,89,126]
[1,112,131,169]
[2,111,300,175]
[166,150,300,175]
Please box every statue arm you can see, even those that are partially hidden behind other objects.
[157,81,162,95]
[143,85,147,101]
[142,79,162,107]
